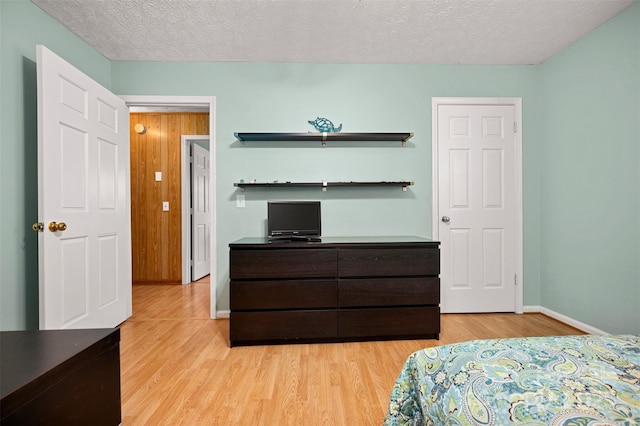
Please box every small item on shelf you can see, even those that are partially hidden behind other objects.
[308,117,342,133]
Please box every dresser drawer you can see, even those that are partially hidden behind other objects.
[338,247,439,277]
[230,249,337,279]
[338,277,439,307]
[231,311,337,344]
[231,280,337,310]
[338,307,440,338]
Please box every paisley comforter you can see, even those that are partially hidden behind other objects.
[384,335,640,425]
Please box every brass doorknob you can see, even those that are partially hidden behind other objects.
[48,222,67,232]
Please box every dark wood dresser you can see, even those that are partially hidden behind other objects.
[229,236,440,346]
[0,328,121,425]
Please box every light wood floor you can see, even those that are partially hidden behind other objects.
[119,282,583,425]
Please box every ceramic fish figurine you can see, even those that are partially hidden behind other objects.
[308,117,342,133]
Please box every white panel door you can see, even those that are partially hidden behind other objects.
[37,45,131,329]
[191,143,211,281]
[437,103,517,312]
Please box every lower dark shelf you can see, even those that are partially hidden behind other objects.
[234,181,414,190]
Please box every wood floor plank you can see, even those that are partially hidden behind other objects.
[119,282,584,425]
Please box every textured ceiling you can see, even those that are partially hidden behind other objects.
[32,0,636,64]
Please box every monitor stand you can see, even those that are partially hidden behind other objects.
[269,235,321,243]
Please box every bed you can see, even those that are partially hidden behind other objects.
[384,334,640,425]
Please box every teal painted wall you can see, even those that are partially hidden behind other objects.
[0,0,112,330]
[110,63,542,313]
[539,3,640,333]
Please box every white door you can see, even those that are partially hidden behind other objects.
[434,99,521,313]
[37,45,131,329]
[191,143,211,281]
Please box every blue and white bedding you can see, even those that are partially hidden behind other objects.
[385,335,640,425]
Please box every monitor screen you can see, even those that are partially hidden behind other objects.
[267,201,321,237]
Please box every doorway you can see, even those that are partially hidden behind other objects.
[181,135,211,284]
[123,96,217,319]
[431,97,523,314]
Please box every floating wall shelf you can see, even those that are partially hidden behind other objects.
[234,132,414,147]
[234,181,414,192]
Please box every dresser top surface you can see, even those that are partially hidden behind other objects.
[0,328,120,401]
[230,235,439,247]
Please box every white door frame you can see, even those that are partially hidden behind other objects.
[121,95,217,319]
[181,135,210,284]
[431,97,523,314]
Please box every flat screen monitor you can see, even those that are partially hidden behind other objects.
[268,201,321,238]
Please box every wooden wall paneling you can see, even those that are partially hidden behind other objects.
[168,114,182,281]
[131,113,149,282]
[130,112,209,284]
[181,114,195,135]
[193,113,209,135]
[141,114,152,280]
[149,114,162,280]
[136,114,149,281]
[129,114,140,281]
[159,115,169,280]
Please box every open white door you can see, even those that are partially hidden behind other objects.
[37,45,132,329]
[191,142,211,281]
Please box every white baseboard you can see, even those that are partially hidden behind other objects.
[216,310,230,319]
[523,305,607,335]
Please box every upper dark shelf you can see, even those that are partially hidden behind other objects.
[234,132,413,146]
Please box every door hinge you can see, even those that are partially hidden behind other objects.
[514,274,518,286]
[514,122,517,133]
[189,156,193,163]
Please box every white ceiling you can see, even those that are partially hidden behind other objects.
[32,0,636,64]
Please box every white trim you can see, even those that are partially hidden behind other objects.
[122,95,218,319]
[432,97,524,314]
[524,306,608,335]
[541,307,608,335]
[216,310,230,319]
[121,95,212,108]
[181,135,210,285]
